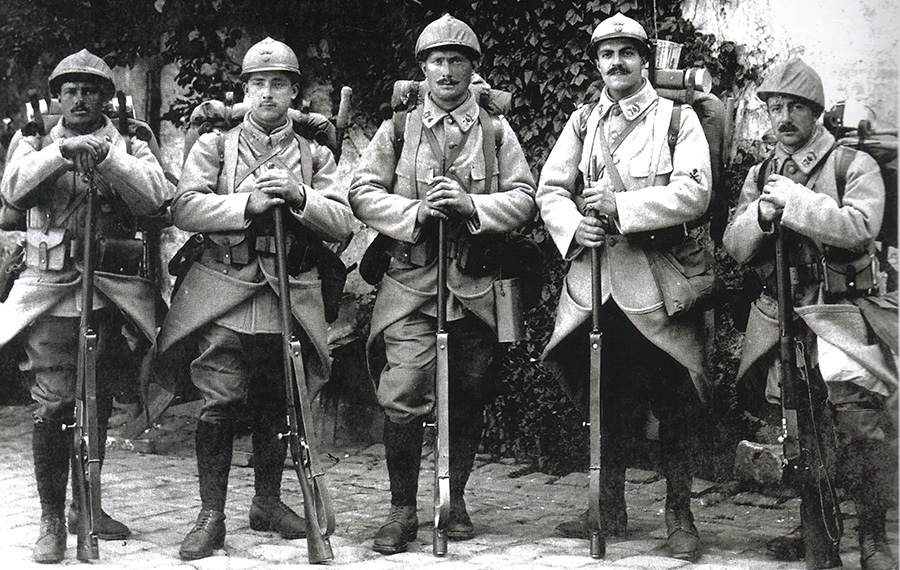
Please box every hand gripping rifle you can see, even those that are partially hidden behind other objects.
[274,204,335,564]
[774,224,842,569]
[71,166,102,561]
[586,157,605,559]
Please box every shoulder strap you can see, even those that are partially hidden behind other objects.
[756,155,773,194]
[577,101,599,142]
[393,109,408,157]
[480,108,498,193]
[833,145,855,203]
[222,127,240,193]
[667,103,682,158]
[296,132,313,186]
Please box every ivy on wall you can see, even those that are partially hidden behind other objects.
[0,0,765,476]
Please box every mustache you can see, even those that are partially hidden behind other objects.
[778,123,797,133]
[606,65,630,75]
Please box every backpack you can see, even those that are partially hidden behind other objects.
[385,78,509,192]
[182,96,341,168]
[576,84,727,242]
[2,91,171,284]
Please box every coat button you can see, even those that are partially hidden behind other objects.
[607,237,617,247]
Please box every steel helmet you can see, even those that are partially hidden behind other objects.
[241,37,300,80]
[48,49,115,96]
[589,13,649,57]
[415,14,481,61]
[757,58,825,110]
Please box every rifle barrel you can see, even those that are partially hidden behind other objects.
[274,205,334,564]
[74,170,100,560]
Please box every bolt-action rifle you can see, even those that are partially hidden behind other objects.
[586,157,605,559]
[71,166,102,561]
[774,224,842,570]
[432,209,451,556]
[273,201,335,564]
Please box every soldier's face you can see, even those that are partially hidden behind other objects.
[766,94,819,152]
[59,81,105,133]
[421,49,473,110]
[243,71,299,127]
[595,39,646,100]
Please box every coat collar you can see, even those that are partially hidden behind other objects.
[422,92,478,133]
[242,113,294,149]
[52,115,117,140]
[598,79,657,121]
[773,125,835,175]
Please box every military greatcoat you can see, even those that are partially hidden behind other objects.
[0,115,169,348]
[537,80,712,401]
[723,125,893,402]
[349,93,536,389]
[156,114,354,395]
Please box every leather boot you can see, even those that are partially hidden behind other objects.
[859,507,897,570]
[196,420,234,514]
[839,438,897,570]
[67,504,131,540]
[447,435,479,540]
[373,505,418,554]
[374,420,423,554]
[664,470,701,561]
[665,502,701,562]
[34,513,67,564]
[179,509,226,560]
[249,496,307,539]
[384,419,423,507]
[32,418,69,563]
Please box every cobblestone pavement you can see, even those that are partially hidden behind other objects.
[1,405,895,569]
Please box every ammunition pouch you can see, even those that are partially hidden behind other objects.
[97,237,143,275]
[184,226,345,323]
[25,227,70,271]
[822,249,877,297]
[456,234,503,277]
[627,223,687,248]
[359,233,392,286]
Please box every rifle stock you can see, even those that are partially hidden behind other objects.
[274,205,334,564]
[73,169,101,561]
[774,225,842,569]
[587,157,605,559]
[433,217,451,556]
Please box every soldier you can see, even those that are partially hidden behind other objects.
[0,50,170,563]
[537,13,712,562]
[350,14,536,555]
[723,59,896,570]
[154,38,354,561]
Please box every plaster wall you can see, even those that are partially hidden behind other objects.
[682,0,899,148]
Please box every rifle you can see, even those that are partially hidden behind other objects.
[586,157,605,559]
[273,202,335,564]
[432,212,451,556]
[774,224,842,569]
[71,167,102,561]
[333,86,353,164]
